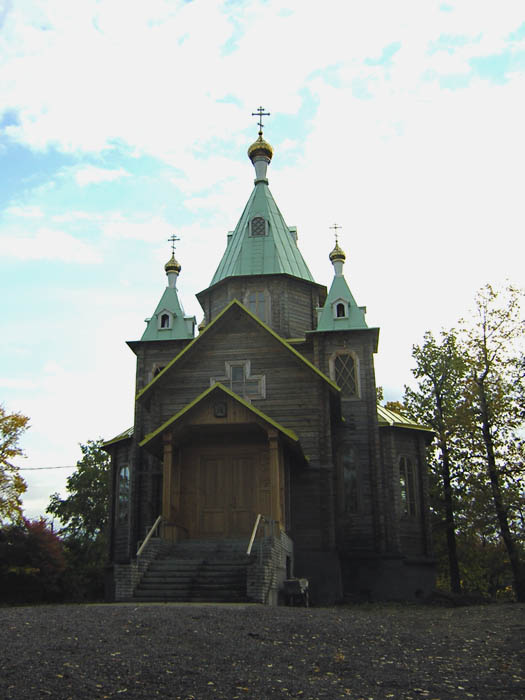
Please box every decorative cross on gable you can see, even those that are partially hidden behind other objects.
[210,360,266,402]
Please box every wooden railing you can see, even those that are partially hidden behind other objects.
[136,515,163,557]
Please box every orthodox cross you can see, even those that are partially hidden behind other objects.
[168,233,180,256]
[329,223,342,243]
[252,106,270,133]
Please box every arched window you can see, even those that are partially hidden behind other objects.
[250,216,267,236]
[332,352,358,397]
[160,313,170,328]
[399,456,417,517]
[118,466,130,523]
[336,302,346,318]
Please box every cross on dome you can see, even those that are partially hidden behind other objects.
[329,223,342,244]
[251,106,270,135]
[168,233,180,256]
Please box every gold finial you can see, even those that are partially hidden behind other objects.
[165,233,181,273]
[248,106,274,163]
[329,224,346,263]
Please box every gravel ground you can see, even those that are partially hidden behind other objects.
[0,602,523,699]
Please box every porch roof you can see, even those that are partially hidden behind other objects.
[139,383,307,462]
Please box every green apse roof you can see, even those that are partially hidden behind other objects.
[210,181,315,285]
[316,273,368,331]
[141,286,195,341]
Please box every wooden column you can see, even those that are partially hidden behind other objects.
[162,431,176,542]
[268,430,282,528]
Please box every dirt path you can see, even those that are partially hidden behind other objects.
[1,602,523,699]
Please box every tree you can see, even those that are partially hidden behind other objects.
[0,518,65,603]
[404,331,468,594]
[47,439,111,600]
[0,404,30,524]
[459,283,525,601]
[47,439,110,540]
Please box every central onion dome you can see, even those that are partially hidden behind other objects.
[165,254,181,274]
[329,241,346,263]
[247,131,274,163]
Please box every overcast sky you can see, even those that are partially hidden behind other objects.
[1,0,524,521]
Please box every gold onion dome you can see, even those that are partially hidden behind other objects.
[329,241,346,263]
[247,132,274,162]
[165,254,181,274]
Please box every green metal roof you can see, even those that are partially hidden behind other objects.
[377,405,434,433]
[316,273,368,331]
[209,181,315,285]
[141,287,194,341]
[103,426,134,448]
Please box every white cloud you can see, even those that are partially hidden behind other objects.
[0,228,102,262]
[73,165,131,186]
[5,204,44,218]
[102,215,174,241]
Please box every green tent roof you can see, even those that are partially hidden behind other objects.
[209,181,315,285]
[141,286,195,341]
[316,273,368,331]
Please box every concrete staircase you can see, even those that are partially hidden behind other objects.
[133,539,252,603]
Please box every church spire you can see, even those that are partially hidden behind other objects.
[316,228,368,332]
[207,110,315,286]
[140,235,195,341]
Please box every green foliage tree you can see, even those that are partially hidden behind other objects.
[0,404,30,524]
[404,330,468,594]
[47,439,111,600]
[404,284,524,600]
[459,283,525,601]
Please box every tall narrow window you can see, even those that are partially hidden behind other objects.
[118,466,130,523]
[343,449,358,514]
[247,291,268,323]
[336,303,346,318]
[333,353,358,397]
[160,313,170,329]
[399,456,417,517]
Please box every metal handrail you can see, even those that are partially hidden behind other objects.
[137,514,162,557]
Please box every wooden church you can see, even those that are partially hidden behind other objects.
[104,118,435,604]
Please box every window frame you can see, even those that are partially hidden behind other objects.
[249,216,268,237]
[117,465,130,524]
[210,360,266,401]
[329,350,360,399]
[244,289,270,324]
[399,455,418,518]
[157,309,173,330]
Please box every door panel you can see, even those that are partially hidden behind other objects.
[178,447,267,539]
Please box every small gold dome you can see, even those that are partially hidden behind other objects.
[329,242,346,263]
[165,254,181,274]
[247,132,274,162]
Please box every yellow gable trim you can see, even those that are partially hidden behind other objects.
[139,382,299,447]
[136,299,339,401]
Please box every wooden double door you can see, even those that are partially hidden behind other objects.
[178,445,270,539]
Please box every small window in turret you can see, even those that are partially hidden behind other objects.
[336,303,346,318]
[160,313,170,329]
[250,217,267,236]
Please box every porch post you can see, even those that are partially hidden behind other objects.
[268,430,282,528]
[162,431,176,542]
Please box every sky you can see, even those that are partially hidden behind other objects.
[1,0,524,521]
